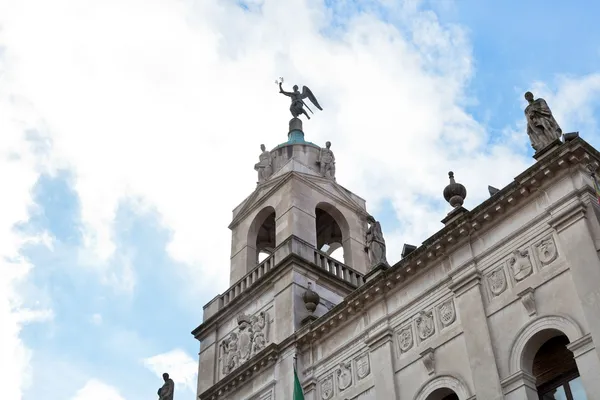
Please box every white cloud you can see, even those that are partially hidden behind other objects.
[91,313,103,325]
[0,0,533,294]
[71,379,125,400]
[143,349,197,393]
[0,73,54,398]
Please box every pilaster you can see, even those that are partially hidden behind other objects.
[549,201,600,362]
[449,267,504,400]
[567,334,600,398]
[364,328,398,399]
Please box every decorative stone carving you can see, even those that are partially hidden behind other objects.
[254,144,273,183]
[355,353,370,380]
[302,282,320,313]
[416,311,435,341]
[365,215,389,270]
[220,332,240,375]
[317,141,336,180]
[420,348,435,376]
[438,300,456,327]
[337,361,352,391]
[398,327,414,352]
[320,375,334,399]
[238,314,253,360]
[488,267,507,296]
[277,77,323,120]
[537,237,558,266]
[518,287,537,317]
[251,311,268,354]
[157,373,175,400]
[524,91,562,152]
[220,311,269,375]
[509,248,533,282]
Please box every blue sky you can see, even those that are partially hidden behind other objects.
[2,1,600,399]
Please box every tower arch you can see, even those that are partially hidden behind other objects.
[247,206,276,266]
[315,202,351,263]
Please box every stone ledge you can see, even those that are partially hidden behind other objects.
[198,343,279,400]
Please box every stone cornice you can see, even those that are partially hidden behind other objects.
[230,170,368,229]
[294,137,600,347]
[547,201,587,233]
[192,237,362,339]
[198,344,279,400]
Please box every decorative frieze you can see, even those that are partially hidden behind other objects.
[317,353,371,399]
[485,235,559,301]
[220,311,269,376]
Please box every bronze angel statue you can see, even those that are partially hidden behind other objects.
[277,77,323,119]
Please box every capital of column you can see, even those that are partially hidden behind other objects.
[548,201,587,233]
[449,268,482,297]
[566,333,595,358]
[364,328,394,351]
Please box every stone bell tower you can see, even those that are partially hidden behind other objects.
[193,117,372,400]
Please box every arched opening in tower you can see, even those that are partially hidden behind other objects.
[315,207,345,263]
[256,210,275,263]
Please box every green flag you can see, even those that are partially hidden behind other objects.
[293,367,305,400]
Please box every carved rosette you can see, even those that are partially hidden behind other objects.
[220,311,269,376]
[416,311,435,341]
[537,237,558,266]
[509,248,533,282]
[438,300,456,327]
[488,267,507,296]
[355,353,370,380]
[398,327,414,352]
[320,375,334,400]
[337,362,352,391]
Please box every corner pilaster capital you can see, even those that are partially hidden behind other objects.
[500,370,537,394]
[364,328,394,351]
[449,267,482,297]
[567,333,595,358]
[548,201,587,233]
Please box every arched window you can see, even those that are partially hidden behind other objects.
[534,335,587,399]
[255,210,275,264]
[315,207,345,263]
[425,388,459,400]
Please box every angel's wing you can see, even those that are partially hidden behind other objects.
[301,86,323,110]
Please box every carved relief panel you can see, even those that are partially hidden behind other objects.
[337,361,352,392]
[320,375,334,400]
[438,300,456,328]
[416,311,435,341]
[317,353,371,399]
[220,311,270,376]
[355,353,370,380]
[508,248,533,282]
[397,326,414,353]
[536,236,558,266]
[487,266,508,297]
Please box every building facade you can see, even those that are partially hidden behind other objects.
[192,117,600,400]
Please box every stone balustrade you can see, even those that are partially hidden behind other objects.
[203,236,364,320]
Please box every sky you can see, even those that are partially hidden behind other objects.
[1,0,600,399]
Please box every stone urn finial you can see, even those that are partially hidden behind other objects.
[302,282,320,314]
[443,171,467,208]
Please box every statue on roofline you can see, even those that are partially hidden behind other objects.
[157,373,174,400]
[276,77,323,120]
[364,215,389,270]
[524,91,563,152]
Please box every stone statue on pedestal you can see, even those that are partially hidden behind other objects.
[317,141,336,180]
[254,144,273,183]
[276,77,323,120]
[524,91,562,152]
[364,215,388,269]
[157,373,174,400]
